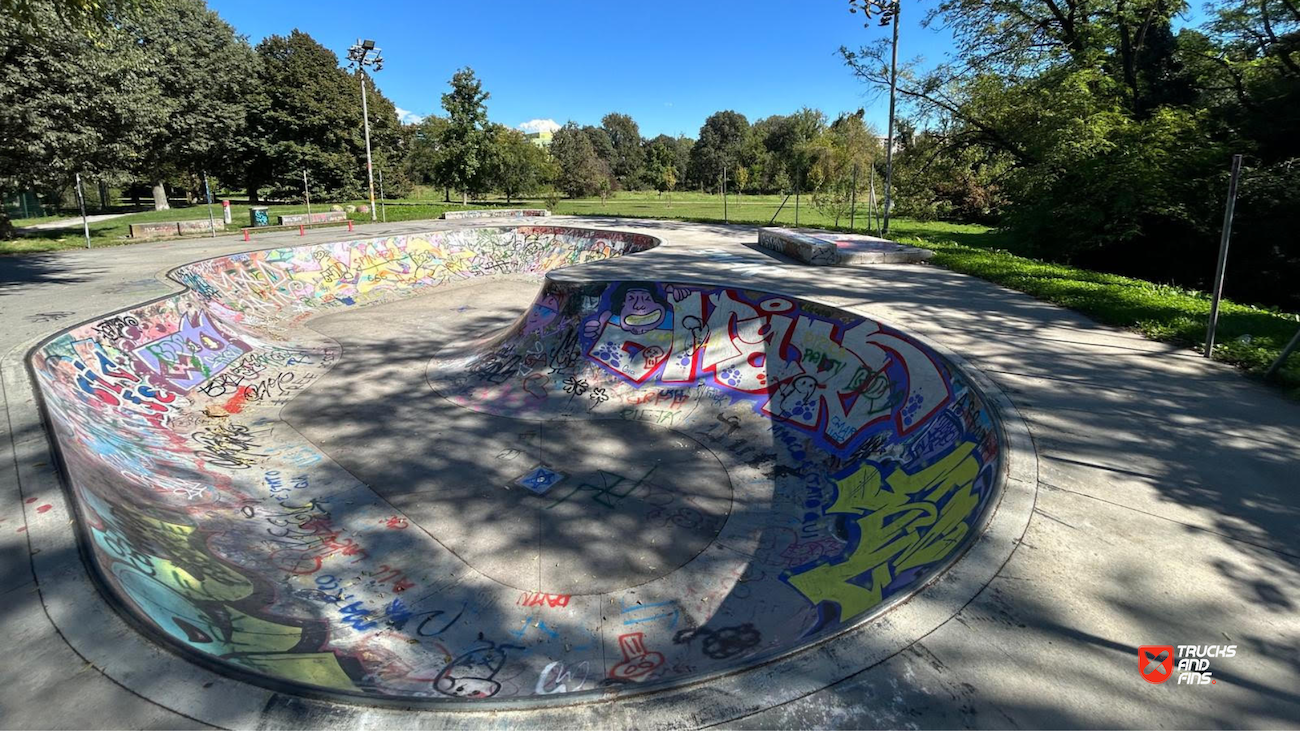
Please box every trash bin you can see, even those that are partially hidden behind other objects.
[250,206,270,227]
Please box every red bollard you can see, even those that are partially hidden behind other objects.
[347,219,353,232]
[243,228,249,242]
[299,224,305,236]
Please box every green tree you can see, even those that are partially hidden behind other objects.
[0,0,155,223]
[127,0,255,209]
[600,112,646,189]
[487,125,554,203]
[812,111,881,225]
[551,122,608,197]
[689,111,749,190]
[582,125,615,169]
[405,115,451,195]
[1,0,148,32]
[764,108,827,194]
[0,0,254,217]
[245,30,403,203]
[436,67,491,205]
[734,165,750,195]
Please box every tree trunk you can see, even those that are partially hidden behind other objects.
[443,187,450,203]
[98,181,109,211]
[462,191,468,205]
[248,187,259,204]
[151,182,170,211]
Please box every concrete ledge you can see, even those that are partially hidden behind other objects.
[758,227,934,266]
[130,220,220,239]
[441,208,550,220]
[277,211,348,226]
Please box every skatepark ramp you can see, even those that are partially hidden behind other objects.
[28,225,1005,704]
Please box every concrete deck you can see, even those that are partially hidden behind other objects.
[1,217,1297,729]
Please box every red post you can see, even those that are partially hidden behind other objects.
[347,219,354,232]
[243,228,249,242]
[299,224,305,236]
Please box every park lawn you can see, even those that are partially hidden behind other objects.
[6,192,1296,393]
[4,201,471,253]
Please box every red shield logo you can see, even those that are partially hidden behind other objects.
[1139,645,1175,683]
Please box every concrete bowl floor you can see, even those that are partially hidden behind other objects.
[286,280,735,596]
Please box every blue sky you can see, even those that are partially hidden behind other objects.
[210,1,1213,138]
[209,0,961,138]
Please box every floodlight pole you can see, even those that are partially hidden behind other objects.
[349,39,383,223]
[882,0,900,236]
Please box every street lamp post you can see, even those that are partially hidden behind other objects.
[347,39,384,222]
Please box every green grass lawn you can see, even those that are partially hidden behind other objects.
[7,191,1297,393]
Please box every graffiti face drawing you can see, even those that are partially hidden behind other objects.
[522,294,561,335]
[616,286,667,335]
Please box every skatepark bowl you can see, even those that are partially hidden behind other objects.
[28,225,1006,705]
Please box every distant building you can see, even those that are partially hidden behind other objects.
[525,130,554,149]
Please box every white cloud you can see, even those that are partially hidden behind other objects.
[395,107,424,124]
[517,118,561,134]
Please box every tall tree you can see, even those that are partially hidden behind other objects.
[0,0,254,215]
[689,111,749,189]
[551,122,608,197]
[0,0,155,221]
[436,67,491,204]
[245,30,402,203]
[487,125,554,204]
[126,0,255,209]
[600,112,646,189]
[405,115,451,195]
[581,125,615,169]
[763,108,827,193]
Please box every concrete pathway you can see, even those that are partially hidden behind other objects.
[15,212,131,232]
[0,217,1296,729]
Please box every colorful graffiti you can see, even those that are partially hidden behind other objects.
[29,226,1002,704]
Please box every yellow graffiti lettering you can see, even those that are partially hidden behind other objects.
[786,442,982,619]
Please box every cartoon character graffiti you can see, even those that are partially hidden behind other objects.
[432,636,523,698]
[521,293,562,336]
[585,283,681,382]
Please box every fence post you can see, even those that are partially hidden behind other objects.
[75,173,91,249]
[203,170,216,237]
[303,169,312,222]
[850,164,859,232]
[1265,326,1300,380]
[1205,154,1243,357]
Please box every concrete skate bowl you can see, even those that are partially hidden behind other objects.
[28,224,1007,707]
